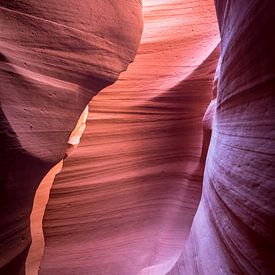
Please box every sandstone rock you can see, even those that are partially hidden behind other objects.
[169,0,275,274]
[0,1,142,273]
[2,0,274,274]
[40,0,219,274]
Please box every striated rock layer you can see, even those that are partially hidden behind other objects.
[2,0,273,274]
[26,106,89,275]
[169,0,275,274]
[41,0,220,274]
[0,1,142,274]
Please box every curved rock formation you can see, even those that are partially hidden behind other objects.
[40,0,220,274]
[169,0,275,274]
[0,1,142,274]
[2,0,274,274]
[26,106,89,275]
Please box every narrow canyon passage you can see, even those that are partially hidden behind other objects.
[1,0,275,274]
[40,1,220,274]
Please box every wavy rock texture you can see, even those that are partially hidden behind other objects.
[2,0,273,274]
[169,0,275,274]
[0,1,142,274]
[26,106,89,275]
[41,0,220,274]
[26,162,63,275]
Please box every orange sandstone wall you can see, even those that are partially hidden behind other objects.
[40,1,220,274]
[0,1,142,274]
[2,1,272,274]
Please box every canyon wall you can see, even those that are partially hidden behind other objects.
[0,1,142,274]
[169,0,275,274]
[1,0,274,274]
[40,0,220,274]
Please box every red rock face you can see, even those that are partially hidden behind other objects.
[0,1,142,274]
[40,1,219,274]
[1,0,275,274]
[169,0,275,274]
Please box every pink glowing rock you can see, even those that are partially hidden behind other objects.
[0,1,142,273]
[169,0,275,274]
[1,0,274,274]
[40,0,220,274]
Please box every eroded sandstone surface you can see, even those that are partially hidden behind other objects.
[40,0,220,274]
[1,0,275,274]
[0,1,142,273]
[169,0,275,274]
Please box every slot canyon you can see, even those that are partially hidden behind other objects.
[0,0,274,274]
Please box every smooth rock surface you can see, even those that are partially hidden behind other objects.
[26,106,89,275]
[41,0,220,274]
[2,0,273,274]
[0,1,142,273]
[169,0,275,274]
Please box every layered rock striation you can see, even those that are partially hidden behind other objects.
[40,0,220,274]
[0,1,142,274]
[169,0,275,274]
[1,0,274,274]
